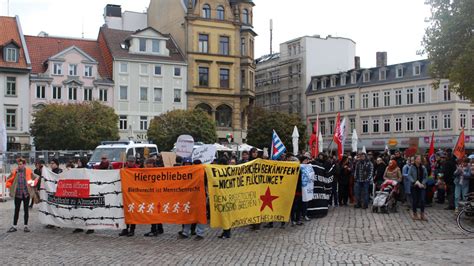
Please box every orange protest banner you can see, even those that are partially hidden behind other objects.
[121,165,207,225]
[453,128,465,159]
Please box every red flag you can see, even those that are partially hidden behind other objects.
[453,128,465,159]
[333,113,342,160]
[428,132,436,172]
[308,115,319,158]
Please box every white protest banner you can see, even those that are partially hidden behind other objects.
[192,144,216,164]
[300,164,315,202]
[39,168,125,230]
[176,135,194,158]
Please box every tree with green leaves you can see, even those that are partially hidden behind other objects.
[247,108,307,153]
[147,109,217,151]
[30,102,119,150]
[423,0,474,99]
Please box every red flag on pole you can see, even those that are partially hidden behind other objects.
[308,115,319,158]
[333,113,342,160]
[428,132,436,173]
[453,128,465,159]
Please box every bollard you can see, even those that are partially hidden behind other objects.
[0,174,6,202]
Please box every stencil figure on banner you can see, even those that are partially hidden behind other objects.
[39,166,126,231]
[306,153,335,218]
[121,158,207,237]
[119,155,141,237]
[205,158,300,231]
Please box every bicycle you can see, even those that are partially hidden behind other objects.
[456,192,474,234]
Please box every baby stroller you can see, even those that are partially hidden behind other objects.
[372,179,399,213]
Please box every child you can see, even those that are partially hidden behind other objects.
[436,175,446,204]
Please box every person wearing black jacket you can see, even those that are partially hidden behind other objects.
[444,150,457,210]
[374,158,387,191]
[338,156,351,206]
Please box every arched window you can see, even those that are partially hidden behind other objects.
[196,103,212,116]
[217,5,225,20]
[202,4,211,18]
[242,9,249,24]
[216,105,232,127]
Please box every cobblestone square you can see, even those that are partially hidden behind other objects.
[1,201,472,265]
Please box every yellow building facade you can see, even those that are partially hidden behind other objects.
[148,0,256,143]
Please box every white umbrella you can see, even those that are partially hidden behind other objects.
[292,126,299,155]
[362,146,367,154]
[213,143,233,152]
[351,129,358,153]
[238,143,262,152]
[318,131,323,153]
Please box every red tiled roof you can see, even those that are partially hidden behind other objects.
[25,35,110,79]
[0,16,28,69]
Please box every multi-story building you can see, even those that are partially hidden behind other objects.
[0,16,31,151]
[306,53,474,151]
[25,34,114,115]
[255,35,356,119]
[98,26,187,141]
[148,0,256,143]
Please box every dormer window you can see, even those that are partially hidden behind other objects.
[340,74,346,86]
[139,38,146,52]
[321,79,327,89]
[330,76,336,87]
[242,9,249,24]
[413,64,421,76]
[5,47,18,62]
[217,6,225,20]
[396,66,404,78]
[363,71,370,83]
[202,4,211,19]
[152,39,160,53]
[379,69,386,80]
[53,63,62,75]
[351,72,357,84]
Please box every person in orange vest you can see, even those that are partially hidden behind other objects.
[6,157,36,233]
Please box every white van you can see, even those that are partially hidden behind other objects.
[87,140,158,169]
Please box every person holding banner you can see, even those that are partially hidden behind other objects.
[143,158,165,237]
[119,155,140,237]
[6,158,36,233]
[29,160,45,208]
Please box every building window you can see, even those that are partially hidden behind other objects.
[443,114,451,129]
[406,117,414,131]
[140,116,148,131]
[219,36,230,55]
[349,95,355,109]
[418,116,426,130]
[6,77,16,96]
[311,100,316,114]
[321,79,327,89]
[395,118,402,132]
[36,85,46,99]
[413,64,421,76]
[372,92,379,108]
[217,5,225,20]
[350,118,356,131]
[198,34,209,53]
[5,48,18,62]
[362,93,369,109]
[84,65,93,77]
[120,62,128,73]
[330,77,336,87]
[174,67,181,77]
[174,89,181,103]
[396,66,403,78]
[471,115,474,129]
[431,115,438,130]
[199,67,209,86]
[362,120,369,133]
[220,68,230,88]
[460,113,466,128]
[140,64,148,75]
[363,71,370,82]
[154,88,162,102]
[139,38,146,52]
[320,121,326,136]
[83,88,93,101]
[99,89,107,102]
[241,70,246,89]
[53,63,62,75]
[351,73,357,84]
[379,69,386,80]
[329,97,335,112]
[328,120,334,135]
[241,38,246,56]
[119,85,128,100]
[384,91,390,107]
[242,8,249,24]
[119,116,127,130]
[373,119,379,133]
[340,75,346,86]
[68,87,77,100]
[406,88,414,104]
[152,39,160,53]
[395,89,402,105]
[6,109,16,128]
[216,105,232,127]
[154,65,162,75]
[418,87,425,103]
[69,64,77,76]
[202,4,211,18]
[320,98,325,113]
[140,87,148,101]
[443,85,451,101]
[52,86,61,99]
[339,96,345,111]
[384,119,390,132]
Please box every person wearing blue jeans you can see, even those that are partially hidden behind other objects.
[454,158,471,212]
[179,224,206,240]
[354,153,373,209]
[408,155,428,221]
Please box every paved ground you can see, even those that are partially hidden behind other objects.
[0,200,472,265]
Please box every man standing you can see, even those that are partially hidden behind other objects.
[444,149,456,210]
[354,153,373,209]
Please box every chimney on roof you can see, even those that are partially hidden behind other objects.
[376,52,387,67]
[105,4,122,18]
[354,56,360,70]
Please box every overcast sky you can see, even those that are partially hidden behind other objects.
[1,0,430,68]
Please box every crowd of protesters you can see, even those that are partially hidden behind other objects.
[3,146,473,239]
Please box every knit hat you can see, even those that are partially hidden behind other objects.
[51,158,59,165]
